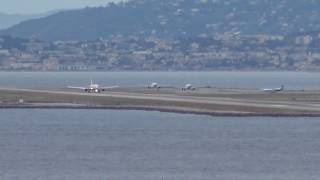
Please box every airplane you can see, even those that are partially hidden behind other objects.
[148,82,160,89]
[181,84,213,91]
[146,82,175,89]
[146,82,212,91]
[67,80,119,93]
[182,84,196,91]
[262,85,284,92]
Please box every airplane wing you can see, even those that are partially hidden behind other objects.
[143,84,176,89]
[262,88,276,93]
[262,88,272,91]
[100,86,119,89]
[197,86,213,89]
[67,86,87,90]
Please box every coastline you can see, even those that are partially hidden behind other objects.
[2,104,320,117]
[1,103,320,117]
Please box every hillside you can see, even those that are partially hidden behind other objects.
[0,11,58,30]
[2,0,320,41]
[1,31,320,71]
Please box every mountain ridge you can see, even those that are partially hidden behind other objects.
[0,10,59,30]
[2,0,320,41]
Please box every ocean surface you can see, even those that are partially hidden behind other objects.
[0,109,320,180]
[0,71,320,90]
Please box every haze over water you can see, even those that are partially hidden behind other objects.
[1,109,320,180]
[0,71,320,90]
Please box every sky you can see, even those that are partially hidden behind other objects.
[1,0,122,14]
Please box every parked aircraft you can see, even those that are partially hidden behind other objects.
[181,84,213,91]
[262,85,284,92]
[148,82,160,89]
[146,82,213,91]
[67,80,118,93]
[182,84,196,91]
[147,82,176,89]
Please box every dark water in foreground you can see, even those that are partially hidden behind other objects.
[0,109,320,180]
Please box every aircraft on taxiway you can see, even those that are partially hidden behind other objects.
[67,80,118,93]
[262,85,284,93]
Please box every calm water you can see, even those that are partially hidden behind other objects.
[0,71,320,90]
[0,109,320,180]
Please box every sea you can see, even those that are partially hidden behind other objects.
[0,71,320,180]
[0,71,319,90]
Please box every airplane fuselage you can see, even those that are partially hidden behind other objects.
[262,85,284,92]
[85,84,104,93]
[182,84,196,91]
[148,82,160,89]
[68,80,118,93]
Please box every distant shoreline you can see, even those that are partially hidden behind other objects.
[0,70,319,73]
[1,103,320,117]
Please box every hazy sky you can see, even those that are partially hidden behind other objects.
[1,0,121,14]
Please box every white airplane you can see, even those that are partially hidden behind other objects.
[146,82,211,91]
[148,82,160,89]
[181,84,212,91]
[182,84,196,91]
[262,85,284,92]
[147,82,175,89]
[67,80,119,93]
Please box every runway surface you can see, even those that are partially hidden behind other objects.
[0,88,320,115]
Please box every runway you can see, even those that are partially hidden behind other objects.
[0,87,320,116]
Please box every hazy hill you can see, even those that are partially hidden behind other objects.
[0,11,58,30]
[2,0,320,41]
